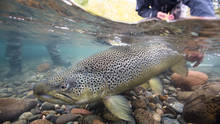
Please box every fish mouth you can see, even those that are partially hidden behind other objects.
[33,82,77,105]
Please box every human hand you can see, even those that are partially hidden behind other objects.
[157,11,174,21]
[185,51,204,67]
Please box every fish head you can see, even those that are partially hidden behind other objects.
[33,73,85,105]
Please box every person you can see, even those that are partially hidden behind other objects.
[136,0,216,20]
[5,31,70,77]
[135,0,216,67]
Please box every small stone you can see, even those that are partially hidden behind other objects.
[156,108,164,115]
[73,121,79,124]
[12,120,27,124]
[131,98,147,109]
[153,113,161,122]
[30,119,53,124]
[42,110,56,115]
[159,95,168,101]
[30,108,41,115]
[55,108,65,114]
[45,114,57,123]
[81,115,103,124]
[134,108,159,124]
[28,114,42,122]
[71,108,92,115]
[37,63,50,72]
[61,105,66,110]
[54,104,60,109]
[66,122,73,124]
[19,112,33,120]
[148,103,157,110]
[162,79,171,84]
[41,102,55,110]
[162,117,180,124]
[3,121,11,124]
[56,114,80,124]
[168,87,176,92]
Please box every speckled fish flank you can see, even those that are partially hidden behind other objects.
[33,41,188,121]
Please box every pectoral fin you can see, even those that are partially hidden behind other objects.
[149,77,163,95]
[171,56,188,77]
[103,95,132,121]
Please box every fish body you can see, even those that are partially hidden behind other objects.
[33,41,188,121]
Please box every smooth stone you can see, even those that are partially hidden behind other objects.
[11,120,27,124]
[30,119,53,124]
[55,108,65,114]
[28,114,42,122]
[171,71,208,90]
[30,108,41,115]
[45,114,57,124]
[81,115,104,124]
[0,98,37,122]
[41,102,55,110]
[162,117,180,124]
[166,97,184,113]
[71,108,92,115]
[42,110,56,115]
[56,114,80,124]
[176,91,193,101]
[183,82,220,124]
[3,121,11,124]
[19,112,33,120]
[134,108,159,124]
[66,122,73,124]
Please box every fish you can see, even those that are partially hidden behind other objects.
[33,41,188,121]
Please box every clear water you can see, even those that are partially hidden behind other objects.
[0,0,220,98]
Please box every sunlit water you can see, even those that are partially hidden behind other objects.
[1,0,220,98]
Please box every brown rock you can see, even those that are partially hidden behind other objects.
[171,70,208,90]
[0,98,37,122]
[56,114,80,124]
[71,108,92,115]
[183,82,220,124]
[30,119,53,124]
[37,63,50,72]
[81,115,103,124]
[134,108,159,124]
[131,98,147,109]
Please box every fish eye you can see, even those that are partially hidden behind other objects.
[60,83,69,91]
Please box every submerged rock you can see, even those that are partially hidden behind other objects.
[183,82,220,124]
[37,63,50,72]
[30,119,53,124]
[171,71,208,90]
[56,114,80,124]
[162,117,180,124]
[134,108,159,124]
[0,98,37,122]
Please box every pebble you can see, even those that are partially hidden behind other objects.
[162,117,180,124]
[56,114,80,124]
[28,114,42,122]
[19,112,33,120]
[162,79,171,84]
[30,108,41,115]
[156,108,164,115]
[71,108,92,115]
[153,113,161,122]
[45,114,57,123]
[42,110,56,115]
[3,121,11,124]
[12,120,27,124]
[30,119,53,124]
[41,102,55,110]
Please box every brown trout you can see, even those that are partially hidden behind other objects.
[33,41,188,121]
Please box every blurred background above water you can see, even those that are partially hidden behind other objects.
[0,0,220,98]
